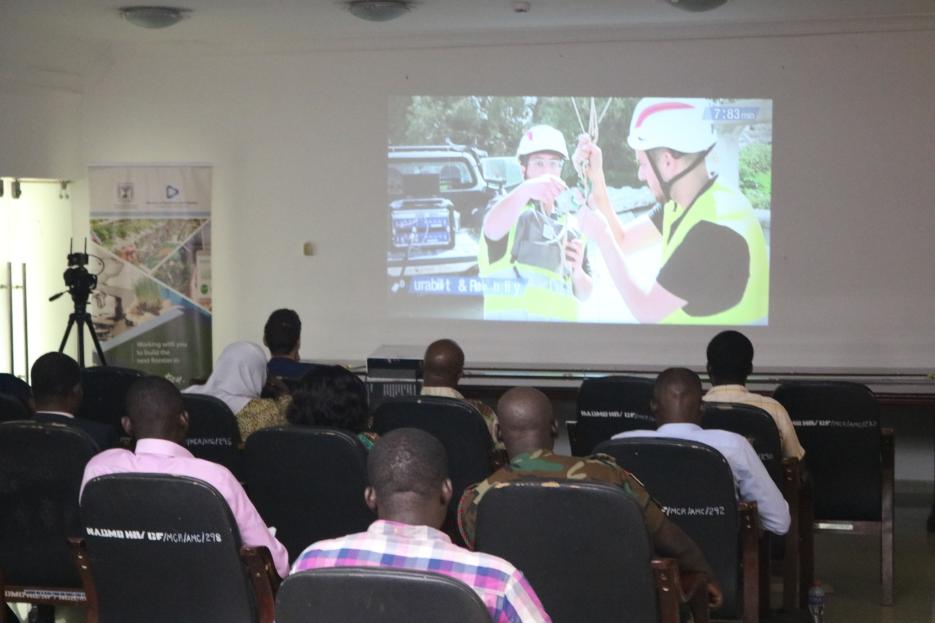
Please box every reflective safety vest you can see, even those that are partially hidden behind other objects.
[478,205,579,322]
[660,180,769,325]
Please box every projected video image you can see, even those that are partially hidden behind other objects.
[387,96,772,325]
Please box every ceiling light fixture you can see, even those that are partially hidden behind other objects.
[346,0,412,22]
[120,6,191,29]
[665,0,727,12]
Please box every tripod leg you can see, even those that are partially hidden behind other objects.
[59,315,76,353]
[85,315,108,367]
[76,317,85,368]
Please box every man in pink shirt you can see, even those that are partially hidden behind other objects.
[80,376,290,578]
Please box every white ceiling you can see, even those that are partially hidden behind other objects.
[2,0,933,86]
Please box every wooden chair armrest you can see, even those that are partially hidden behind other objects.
[67,537,98,623]
[651,558,710,623]
[737,502,760,623]
[241,546,279,623]
[779,457,803,610]
[565,421,580,456]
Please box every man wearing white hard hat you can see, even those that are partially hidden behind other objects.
[574,98,768,324]
[478,125,593,321]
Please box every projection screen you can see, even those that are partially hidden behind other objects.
[387,96,772,326]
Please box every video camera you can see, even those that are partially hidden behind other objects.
[58,241,97,304]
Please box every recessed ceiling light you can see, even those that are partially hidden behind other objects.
[346,0,413,22]
[120,6,191,29]
[666,0,728,12]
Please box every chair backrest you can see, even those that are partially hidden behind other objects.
[276,567,492,623]
[76,366,144,430]
[80,473,259,623]
[243,426,374,563]
[182,393,243,477]
[475,479,657,623]
[0,373,31,410]
[774,381,882,521]
[595,437,743,619]
[573,376,656,455]
[0,392,30,423]
[702,401,782,486]
[0,421,99,587]
[372,396,492,543]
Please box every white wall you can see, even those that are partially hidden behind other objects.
[0,83,80,180]
[57,26,935,369]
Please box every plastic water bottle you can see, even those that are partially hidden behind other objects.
[808,581,826,623]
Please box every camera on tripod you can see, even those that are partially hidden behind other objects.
[64,250,97,300]
[52,239,107,367]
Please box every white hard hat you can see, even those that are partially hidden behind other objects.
[516,125,569,159]
[627,98,716,154]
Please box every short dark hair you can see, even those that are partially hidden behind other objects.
[654,367,703,399]
[286,365,369,433]
[126,376,184,431]
[264,309,301,355]
[706,330,754,382]
[30,352,81,402]
[368,428,448,499]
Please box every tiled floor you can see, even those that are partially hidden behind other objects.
[802,492,934,623]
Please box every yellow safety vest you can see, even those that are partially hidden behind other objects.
[661,180,769,325]
[478,205,579,322]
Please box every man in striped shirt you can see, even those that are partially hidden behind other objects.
[291,428,551,623]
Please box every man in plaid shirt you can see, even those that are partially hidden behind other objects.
[291,428,551,622]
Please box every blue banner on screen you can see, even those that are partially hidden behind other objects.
[387,96,772,325]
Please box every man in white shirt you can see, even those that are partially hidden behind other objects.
[614,367,790,535]
[703,330,805,460]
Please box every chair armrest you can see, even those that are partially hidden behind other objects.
[241,546,279,623]
[779,457,803,610]
[67,537,99,623]
[651,558,710,623]
[737,502,760,623]
[565,421,580,456]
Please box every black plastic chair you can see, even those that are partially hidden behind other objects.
[75,366,144,431]
[702,401,806,612]
[566,375,656,456]
[595,437,759,623]
[76,473,279,623]
[0,374,31,414]
[372,396,492,545]
[475,478,709,623]
[0,421,99,621]
[0,394,29,424]
[276,567,492,623]
[243,426,374,564]
[774,381,894,606]
[182,393,243,477]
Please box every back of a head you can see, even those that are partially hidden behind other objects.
[368,428,448,503]
[126,376,185,439]
[286,365,368,432]
[706,330,754,384]
[264,309,301,356]
[496,387,554,453]
[422,339,464,387]
[653,368,704,425]
[30,351,81,404]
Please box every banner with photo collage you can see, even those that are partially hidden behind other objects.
[88,165,212,386]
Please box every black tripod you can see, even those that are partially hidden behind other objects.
[57,295,107,367]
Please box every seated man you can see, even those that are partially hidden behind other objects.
[614,368,791,535]
[703,330,805,460]
[459,387,722,607]
[31,352,119,450]
[291,428,551,623]
[81,376,290,578]
[264,308,324,381]
[420,338,499,448]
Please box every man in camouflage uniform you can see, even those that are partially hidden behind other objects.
[458,386,723,607]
